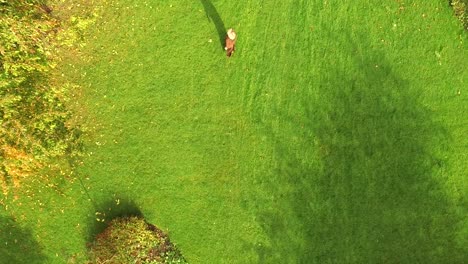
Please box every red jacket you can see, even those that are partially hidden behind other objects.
[225,36,236,57]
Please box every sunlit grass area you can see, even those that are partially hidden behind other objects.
[1,0,467,263]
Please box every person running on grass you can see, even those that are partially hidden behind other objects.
[225,28,237,57]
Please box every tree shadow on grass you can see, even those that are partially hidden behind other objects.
[86,196,142,244]
[251,32,466,263]
[0,215,48,263]
[200,0,226,49]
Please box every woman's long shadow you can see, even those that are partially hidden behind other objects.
[200,0,226,49]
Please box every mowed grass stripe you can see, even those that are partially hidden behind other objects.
[79,0,467,262]
[227,0,467,262]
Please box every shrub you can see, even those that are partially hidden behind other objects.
[88,216,187,264]
[450,0,468,29]
[0,0,82,194]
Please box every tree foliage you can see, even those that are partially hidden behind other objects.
[88,216,187,264]
[0,0,81,193]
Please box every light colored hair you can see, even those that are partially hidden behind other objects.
[227,28,236,40]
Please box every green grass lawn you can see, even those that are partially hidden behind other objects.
[1,0,467,263]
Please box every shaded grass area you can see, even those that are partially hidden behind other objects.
[0,216,48,263]
[200,0,226,49]
[85,197,142,244]
[225,1,467,262]
[249,31,466,262]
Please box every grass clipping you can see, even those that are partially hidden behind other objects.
[88,216,187,264]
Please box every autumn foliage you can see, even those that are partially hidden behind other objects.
[88,216,187,264]
[0,1,81,194]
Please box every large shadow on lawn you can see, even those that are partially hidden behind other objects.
[0,215,48,263]
[200,0,226,49]
[252,33,465,263]
[86,196,142,244]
